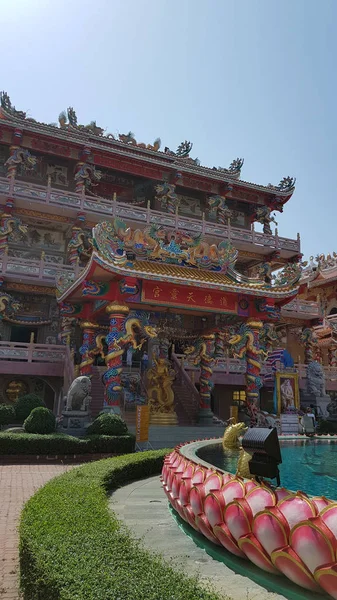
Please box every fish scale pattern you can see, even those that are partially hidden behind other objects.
[161,444,337,599]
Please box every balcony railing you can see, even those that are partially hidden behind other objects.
[0,176,300,253]
[176,354,337,383]
[0,254,79,283]
[281,298,320,317]
[0,341,66,363]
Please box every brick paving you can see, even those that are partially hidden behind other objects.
[0,463,75,599]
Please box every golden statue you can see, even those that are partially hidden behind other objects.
[222,420,253,479]
[236,447,253,479]
[222,421,247,449]
[147,358,177,425]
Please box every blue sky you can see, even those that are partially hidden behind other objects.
[2,0,336,259]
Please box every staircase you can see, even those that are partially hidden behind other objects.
[171,354,200,425]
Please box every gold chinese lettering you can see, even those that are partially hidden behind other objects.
[220,296,227,307]
[170,288,179,300]
[187,292,196,303]
[153,285,162,298]
[204,294,213,305]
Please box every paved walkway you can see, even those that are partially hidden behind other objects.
[0,464,74,600]
[111,476,287,600]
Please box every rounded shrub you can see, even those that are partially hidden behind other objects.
[15,394,45,422]
[86,413,128,436]
[24,407,56,435]
[0,404,16,427]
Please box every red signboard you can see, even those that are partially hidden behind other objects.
[142,281,237,313]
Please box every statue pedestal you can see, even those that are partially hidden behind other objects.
[62,410,91,436]
[280,414,299,435]
[301,392,331,418]
[150,412,178,426]
[197,408,214,426]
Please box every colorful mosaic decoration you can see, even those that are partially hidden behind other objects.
[93,219,239,272]
[229,319,265,425]
[185,335,215,410]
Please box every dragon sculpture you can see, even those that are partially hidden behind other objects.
[146,357,177,418]
[229,320,266,426]
[259,322,278,354]
[93,219,239,272]
[59,108,105,136]
[103,313,157,406]
[277,176,296,191]
[118,132,161,151]
[207,195,234,225]
[222,421,247,449]
[0,292,20,318]
[273,262,302,286]
[184,335,215,411]
[300,327,318,364]
[67,227,92,266]
[253,206,277,235]
[74,163,102,194]
[155,182,179,214]
[0,91,26,119]
[5,148,37,179]
[0,214,28,255]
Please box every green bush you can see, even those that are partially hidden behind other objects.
[0,431,135,455]
[0,403,16,427]
[87,413,128,436]
[20,450,221,600]
[24,407,56,434]
[15,394,45,422]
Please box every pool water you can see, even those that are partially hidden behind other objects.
[197,440,337,499]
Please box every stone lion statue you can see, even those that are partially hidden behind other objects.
[65,376,92,412]
[307,361,326,397]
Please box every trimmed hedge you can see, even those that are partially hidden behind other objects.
[15,394,45,422]
[24,407,56,434]
[0,432,135,455]
[20,451,222,600]
[87,412,128,436]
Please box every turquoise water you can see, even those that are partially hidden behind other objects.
[197,440,337,499]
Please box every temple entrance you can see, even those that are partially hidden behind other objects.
[10,326,38,343]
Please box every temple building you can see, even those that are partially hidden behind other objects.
[0,91,331,425]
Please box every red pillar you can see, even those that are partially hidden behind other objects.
[103,303,129,412]
[79,322,100,376]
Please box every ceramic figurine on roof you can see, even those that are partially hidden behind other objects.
[118,132,161,151]
[0,91,26,119]
[229,157,244,173]
[58,107,105,136]
[277,176,296,191]
[176,140,193,157]
[273,262,302,286]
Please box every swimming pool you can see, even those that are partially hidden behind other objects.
[197,439,337,499]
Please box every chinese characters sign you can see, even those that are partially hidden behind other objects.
[142,281,237,313]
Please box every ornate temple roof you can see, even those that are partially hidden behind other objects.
[301,254,337,288]
[57,220,301,303]
[0,92,296,200]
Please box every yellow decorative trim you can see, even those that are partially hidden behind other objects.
[105,303,130,315]
[80,322,100,329]
[246,318,263,329]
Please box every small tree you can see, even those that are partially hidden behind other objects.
[15,394,45,423]
[24,407,56,435]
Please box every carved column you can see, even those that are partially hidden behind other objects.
[79,322,100,376]
[103,303,129,412]
[159,337,170,359]
[198,334,215,424]
[244,319,264,426]
[74,146,92,195]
